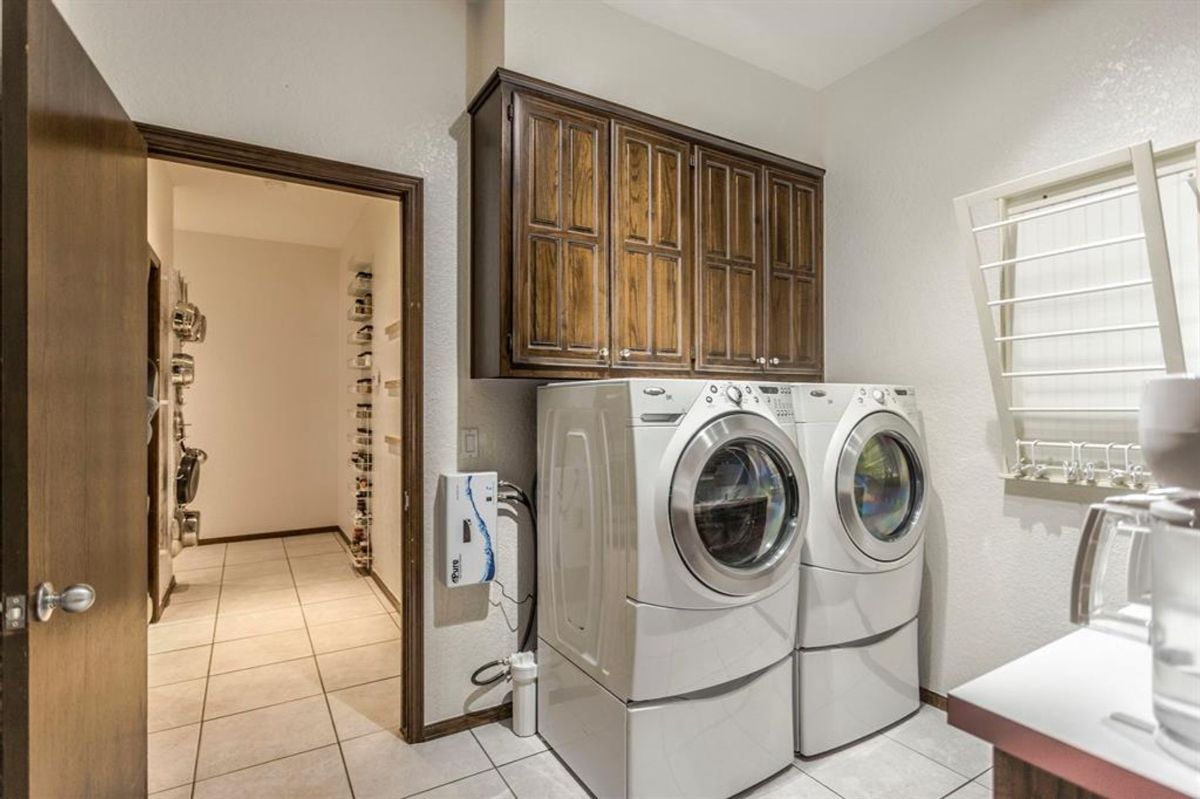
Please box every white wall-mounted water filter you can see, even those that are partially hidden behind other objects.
[438,472,498,587]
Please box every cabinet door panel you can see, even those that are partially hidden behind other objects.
[764,169,822,373]
[611,123,692,369]
[696,148,764,372]
[513,94,609,366]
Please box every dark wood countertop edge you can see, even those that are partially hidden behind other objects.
[948,695,1191,799]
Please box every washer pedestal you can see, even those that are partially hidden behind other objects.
[539,642,795,799]
[794,617,919,756]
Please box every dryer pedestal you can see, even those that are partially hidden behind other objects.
[539,641,795,799]
[794,617,919,756]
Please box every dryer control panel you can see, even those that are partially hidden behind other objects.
[855,385,918,415]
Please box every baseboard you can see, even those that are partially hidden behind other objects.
[198,525,340,545]
[920,687,948,711]
[422,703,512,741]
[368,570,402,613]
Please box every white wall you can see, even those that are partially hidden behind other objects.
[336,200,405,599]
[175,231,341,539]
[818,0,1200,694]
[498,0,822,165]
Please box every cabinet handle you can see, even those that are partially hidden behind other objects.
[755,357,766,367]
[769,357,781,366]
[598,347,609,361]
[619,348,632,360]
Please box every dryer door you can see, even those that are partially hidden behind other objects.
[670,413,809,596]
[836,412,928,562]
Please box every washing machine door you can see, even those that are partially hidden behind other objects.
[670,413,809,596]
[836,411,928,562]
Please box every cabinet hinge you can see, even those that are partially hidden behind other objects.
[689,153,696,167]
[403,491,410,512]
[506,332,513,355]
[506,103,514,121]
[4,594,27,632]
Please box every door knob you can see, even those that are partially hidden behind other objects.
[619,348,632,360]
[769,357,781,366]
[34,582,96,622]
[597,347,609,361]
[755,356,766,368]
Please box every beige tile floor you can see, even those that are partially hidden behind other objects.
[151,533,993,798]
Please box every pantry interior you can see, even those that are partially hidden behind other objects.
[144,154,409,733]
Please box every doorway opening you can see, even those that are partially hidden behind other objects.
[140,128,425,795]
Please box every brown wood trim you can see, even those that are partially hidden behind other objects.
[401,178,426,743]
[146,247,164,624]
[136,123,422,200]
[197,525,341,546]
[139,126,427,745]
[919,687,948,711]
[422,702,513,741]
[949,695,1190,799]
[2,2,35,793]
[469,68,825,179]
[201,525,341,546]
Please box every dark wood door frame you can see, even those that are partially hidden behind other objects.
[135,124,428,742]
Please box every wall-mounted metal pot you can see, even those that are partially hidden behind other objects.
[172,300,200,338]
[171,353,195,386]
[178,509,201,548]
[176,445,207,505]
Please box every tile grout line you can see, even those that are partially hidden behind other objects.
[189,545,226,799]
[286,537,359,798]
[883,730,993,783]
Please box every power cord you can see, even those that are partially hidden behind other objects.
[470,477,538,687]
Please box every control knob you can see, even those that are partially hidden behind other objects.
[726,385,743,405]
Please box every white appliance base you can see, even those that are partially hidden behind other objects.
[795,617,919,756]
[539,642,795,799]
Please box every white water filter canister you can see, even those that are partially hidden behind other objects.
[509,651,537,737]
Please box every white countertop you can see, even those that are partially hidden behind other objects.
[949,628,1200,798]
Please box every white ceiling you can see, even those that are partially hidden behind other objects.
[601,0,981,90]
[164,161,388,249]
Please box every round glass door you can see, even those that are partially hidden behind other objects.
[671,414,809,596]
[836,413,927,561]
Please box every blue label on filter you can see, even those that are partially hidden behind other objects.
[465,475,495,582]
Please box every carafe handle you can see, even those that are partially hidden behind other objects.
[1070,501,1152,642]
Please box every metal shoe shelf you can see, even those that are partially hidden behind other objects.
[347,262,374,570]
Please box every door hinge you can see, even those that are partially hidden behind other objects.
[506,103,514,121]
[4,594,27,632]
[403,490,410,512]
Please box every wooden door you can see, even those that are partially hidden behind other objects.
[511,93,609,367]
[1,1,149,795]
[764,169,822,374]
[611,123,692,369]
[695,148,764,372]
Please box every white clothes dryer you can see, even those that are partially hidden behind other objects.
[537,379,809,798]
[791,384,930,756]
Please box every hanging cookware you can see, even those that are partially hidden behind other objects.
[172,300,199,337]
[171,353,195,386]
[176,445,207,505]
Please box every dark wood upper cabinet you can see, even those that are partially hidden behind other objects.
[470,70,823,380]
[765,168,823,375]
[695,148,764,373]
[611,123,691,369]
[511,94,610,368]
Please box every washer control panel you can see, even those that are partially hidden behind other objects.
[754,384,794,422]
[856,385,917,413]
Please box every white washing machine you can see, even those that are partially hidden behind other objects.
[791,384,929,756]
[537,379,810,798]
